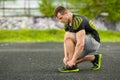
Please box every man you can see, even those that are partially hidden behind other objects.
[54,6,102,72]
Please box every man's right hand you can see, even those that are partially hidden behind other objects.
[63,57,69,65]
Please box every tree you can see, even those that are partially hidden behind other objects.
[104,0,120,22]
[38,0,55,17]
[68,0,120,22]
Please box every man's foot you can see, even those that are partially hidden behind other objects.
[58,65,79,73]
[91,53,102,70]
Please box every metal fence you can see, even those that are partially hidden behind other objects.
[0,0,41,17]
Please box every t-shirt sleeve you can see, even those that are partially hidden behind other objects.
[75,20,85,32]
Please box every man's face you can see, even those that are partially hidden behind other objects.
[56,12,68,24]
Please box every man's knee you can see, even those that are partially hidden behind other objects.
[64,38,74,45]
[64,32,74,42]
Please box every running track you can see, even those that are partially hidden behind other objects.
[0,42,119,80]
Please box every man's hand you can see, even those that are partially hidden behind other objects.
[63,57,69,65]
[67,60,76,67]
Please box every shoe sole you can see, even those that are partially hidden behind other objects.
[92,53,102,70]
[58,68,80,73]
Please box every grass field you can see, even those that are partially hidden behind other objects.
[98,30,120,42]
[0,29,120,42]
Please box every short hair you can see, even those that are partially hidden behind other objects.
[54,6,67,17]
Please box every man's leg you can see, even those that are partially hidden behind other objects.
[75,35,102,70]
[76,55,95,64]
[58,32,79,72]
[64,38,75,61]
[63,32,75,63]
[75,53,102,71]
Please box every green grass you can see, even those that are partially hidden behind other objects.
[98,30,120,42]
[0,29,65,42]
[0,29,120,42]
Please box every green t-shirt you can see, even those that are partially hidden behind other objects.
[64,14,100,42]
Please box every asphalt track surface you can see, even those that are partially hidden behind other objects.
[0,42,119,80]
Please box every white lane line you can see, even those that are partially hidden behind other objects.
[0,49,62,52]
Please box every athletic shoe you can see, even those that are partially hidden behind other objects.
[91,53,102,70]
[58,65,79,73]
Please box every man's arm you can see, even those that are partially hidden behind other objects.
[72,29,85,62]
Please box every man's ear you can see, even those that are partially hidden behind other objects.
[64,10,68,14]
